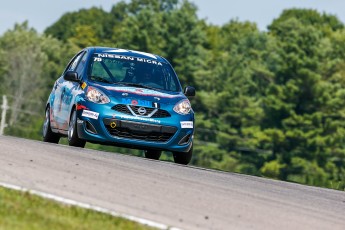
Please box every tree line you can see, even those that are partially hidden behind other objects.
[0,0,344,190]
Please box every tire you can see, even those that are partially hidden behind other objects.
[144,150,162,160]
[173,145,193,165]
[43,107,60,143]
[68,109,86,148]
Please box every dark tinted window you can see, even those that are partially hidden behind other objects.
[68,52,84,71]
[75,52,87,74]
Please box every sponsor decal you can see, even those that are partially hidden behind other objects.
[106,49,158,60]
[180,121,193,129]
[122,98,151,107]
[131,100,139,106]
[96,54,134,61]
[116,115,161,124]
[82,110,99,119]
[136,58,162,65]
[95,53,162,66]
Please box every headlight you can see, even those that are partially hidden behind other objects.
[173,99,192,115]
[86,86,110,104]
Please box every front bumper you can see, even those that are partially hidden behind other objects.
[75,101,194,153]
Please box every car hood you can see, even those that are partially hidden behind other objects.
[91,83,186,105]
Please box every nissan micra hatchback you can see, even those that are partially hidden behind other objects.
[43,47,195,164]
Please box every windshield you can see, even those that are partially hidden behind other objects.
[88,53,181,92]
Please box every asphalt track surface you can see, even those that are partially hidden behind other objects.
[0,135,344,230]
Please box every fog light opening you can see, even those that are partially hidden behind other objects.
[178,134,191,145]
[85,121,97,134]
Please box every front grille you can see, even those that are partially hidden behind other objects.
[104,118,177,142]
[151,110,171,118]
[112,104,171,118]
[106,127,174,142]
[112,104,131,114]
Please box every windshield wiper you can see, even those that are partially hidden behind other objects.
[116,82,156,90]
[89,76,113,84]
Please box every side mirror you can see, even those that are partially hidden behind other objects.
[184,86,196,97]
[64,71,79,82]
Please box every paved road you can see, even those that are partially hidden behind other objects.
[0,136,344,230]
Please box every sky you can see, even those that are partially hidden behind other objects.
[0,0,345,35]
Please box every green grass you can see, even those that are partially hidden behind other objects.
[0,187,156,230]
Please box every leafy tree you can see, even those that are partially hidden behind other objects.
[0,49,6,94]
[261,11,345,185]
[45,7,112,44]
[0,22,72,139]
[109,0,208,86]
[269,8,344,35]
[194,20,276,175]
[0,22,47,125]
[68,25,100,48]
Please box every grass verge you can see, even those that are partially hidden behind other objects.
[0,186,156,230]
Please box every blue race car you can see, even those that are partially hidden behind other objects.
[43,47,195,164]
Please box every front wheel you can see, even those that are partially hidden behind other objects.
[144,150,161,160]
[43,107,60,143]
[68,109,86,148]
[173,145,193,165]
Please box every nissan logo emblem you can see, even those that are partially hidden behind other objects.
[137,107,147,115]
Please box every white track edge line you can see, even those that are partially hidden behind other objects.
[0,182,181,230]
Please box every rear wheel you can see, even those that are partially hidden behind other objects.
[68,109,86,148]
[173,145,193,165]
[43,107,60,143]
[144,150,162,160]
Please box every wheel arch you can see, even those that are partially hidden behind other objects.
[69,104,77,123]
[45,102,50,112]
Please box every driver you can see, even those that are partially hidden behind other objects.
[133,63,165,90]
[135,64,155,83]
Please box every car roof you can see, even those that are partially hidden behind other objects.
[87,47,168,63]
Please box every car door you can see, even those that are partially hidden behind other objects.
[60,51,88,131]
[53,51,86,131]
